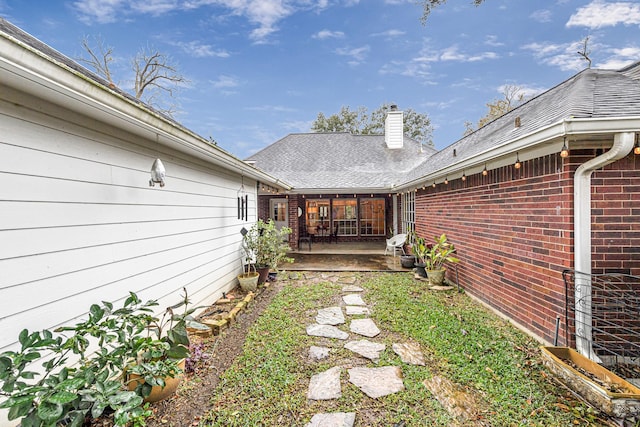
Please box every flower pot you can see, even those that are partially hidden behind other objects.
[127,359,186,403]
[414,262,427,278]
[256,266,270,284]
[238,272,259,292]
[426,268,445,286]
[540,346,640,418]
[400,255,417,269]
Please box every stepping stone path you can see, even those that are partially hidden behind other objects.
[304,274,426,425]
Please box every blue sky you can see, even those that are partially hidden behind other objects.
[1,1,640,158]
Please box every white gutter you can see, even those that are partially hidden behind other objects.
[573,132,635,361]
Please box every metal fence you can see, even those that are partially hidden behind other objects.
[563,270,640,378]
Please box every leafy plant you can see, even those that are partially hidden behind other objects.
[413,233,459,270]
[0,289,202,426]
[243,219,293,270]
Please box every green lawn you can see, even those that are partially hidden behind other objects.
[201,272,605,426]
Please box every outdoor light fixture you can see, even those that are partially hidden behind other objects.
[432,182,436,188]
[149,159,166,187]
[560,137,569,158]
[444,177,449,185]
[634,134,640,155]
[482,164,488,176]
[514,153,521,169]
[461,172,466,181]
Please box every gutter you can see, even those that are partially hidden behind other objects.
[573,132,635,361]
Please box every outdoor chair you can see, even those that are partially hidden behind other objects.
[298,226,312,251]
[385,233,407,256]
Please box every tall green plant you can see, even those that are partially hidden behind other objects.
[243,219,293,270]
[413,233,459,270]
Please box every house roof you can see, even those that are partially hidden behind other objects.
[246,132,436,192]
[248,64,640,193]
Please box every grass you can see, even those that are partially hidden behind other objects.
[200,272,606,426]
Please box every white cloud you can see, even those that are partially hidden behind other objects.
[496,83,546,99]
[172,40,230,57]
[522,40,589,72]
[567,0,640,29]
[530,9,552,23]
[335,45,370,64]
[313,29,345,39]
[371,29,406,37]
[596,45,640,69]
[440,45,498,62]
[211,74,240,89]
[484,35,504,47]
[73,0,126,24]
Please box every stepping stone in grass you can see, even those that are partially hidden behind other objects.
[305,412,355,427]
[345,305,370,315]
[344,340,386,362]
[348,366,405,398]
[342,294,366,306]
[307,366,342,400]
[392,342,426,366]
[350,318,380,338]
[309,346,330,361]
[316,306,345,326]
[342,285,363,292]
[306,324,349,340]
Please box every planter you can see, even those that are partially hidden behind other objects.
[256,266,270,284]
[238,272,259,292]
[400,255,417,269]
[268,271,278,282]
[127,359,186,403]
[540,346,640,418]
[426,268,445,286]
[414,262,427,278]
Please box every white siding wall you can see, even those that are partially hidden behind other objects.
[0,86,255,354]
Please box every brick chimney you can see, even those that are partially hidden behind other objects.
[384,104,403,149]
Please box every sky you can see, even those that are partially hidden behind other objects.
[1,0,640,159]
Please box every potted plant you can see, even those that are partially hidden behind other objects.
[243,219,293,284]
[412,235,430,278]
[400,229,417,268]
[0,289,202,426]
[422,233,459,286]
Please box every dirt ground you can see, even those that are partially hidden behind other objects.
[144,280,283,427]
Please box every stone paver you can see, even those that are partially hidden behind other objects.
[306,324,349,340]
[345,305,370,315]
[392,342,426,366]
[342,285,363,292]
[309,346,330,361]
[344,340,386,362]
[349,318,380,338]
[423,375,479,423]
[342,294,366,306]
[308,366,342,400]
[348,366,405,398]
[306,412,356,427]
[316,306,345,325]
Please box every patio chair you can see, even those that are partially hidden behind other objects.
[385,233,406,256]
[329,222,339,243]
[298,225,312,251]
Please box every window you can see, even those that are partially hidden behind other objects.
[402,191,415,238]
[332,199,357,236]
[271,200,287,222]
[359,198,385,236]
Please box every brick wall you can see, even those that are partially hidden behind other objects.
[414,150,640,345]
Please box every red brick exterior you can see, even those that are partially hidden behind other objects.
[414,151,640,345]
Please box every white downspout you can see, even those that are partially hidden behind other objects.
[573,131,635,360]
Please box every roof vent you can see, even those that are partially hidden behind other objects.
[515,116,521,128]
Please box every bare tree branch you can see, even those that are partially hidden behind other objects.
[577,36,592,69]
[78,35,115,83]
[420,0,485,24]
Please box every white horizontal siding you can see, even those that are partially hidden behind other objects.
[0,90,257,353]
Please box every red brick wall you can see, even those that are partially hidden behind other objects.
[415,150,640,345]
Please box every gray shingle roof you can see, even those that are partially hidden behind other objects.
[246,132,436,190]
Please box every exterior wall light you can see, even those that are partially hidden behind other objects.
[461,172,466,181]
[514,153,521,169]
[149,159,166,187]
[444,177,449,185]
[560,137,569,158]
[432,182,436,188]
[634,134,640,155]
[482,164,488,176]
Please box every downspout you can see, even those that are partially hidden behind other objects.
[573,131,635,360]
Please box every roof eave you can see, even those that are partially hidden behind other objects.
[397,116,640,191]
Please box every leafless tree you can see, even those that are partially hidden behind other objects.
[466,85,525,134]
[79,38,187,116]
[577,36,592,69]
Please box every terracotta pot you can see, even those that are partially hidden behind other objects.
[127,359,185,403]
[426,268,445,286]
[238,272,259,292]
